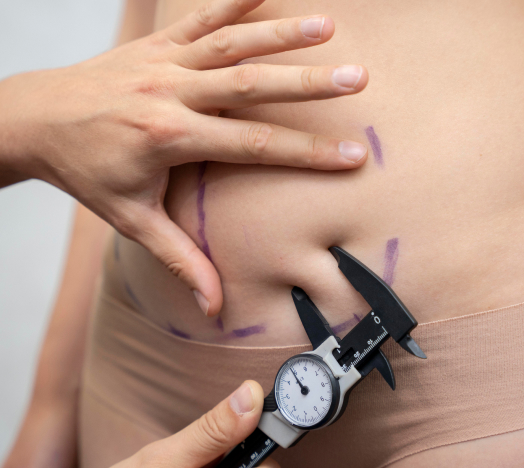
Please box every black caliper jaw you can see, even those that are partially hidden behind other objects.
[292,246,426,392]
[216,246,427,468]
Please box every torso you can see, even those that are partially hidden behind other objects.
[105,1,524,465]
[114,0,524,346]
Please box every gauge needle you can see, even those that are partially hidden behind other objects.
[292,368,309,395]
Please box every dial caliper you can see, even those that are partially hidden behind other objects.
[216,246,426,468]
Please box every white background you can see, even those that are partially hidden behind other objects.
[0,0,124,460]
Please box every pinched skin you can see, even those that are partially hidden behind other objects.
[115,0,524,349]
[111,1,524,463]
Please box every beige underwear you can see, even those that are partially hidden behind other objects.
[79,286,524,468]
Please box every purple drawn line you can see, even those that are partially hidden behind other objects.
[197,162,213,261]
[124,281,145,312]
[216,316,224,331]
[197,161,207,183]
[231,324,266,338]
[365,126,384,167]
[383,238,399,286]
[332,314,361,335]
[167,322,191,340]
[113,234,120,261]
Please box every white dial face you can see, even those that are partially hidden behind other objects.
[275,356,334,428]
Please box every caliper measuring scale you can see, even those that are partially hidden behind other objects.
[216,246,427,468]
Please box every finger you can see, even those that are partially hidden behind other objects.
[171,114,368,169]
[181,63,368,111]
[259,457,281,468]
[166,381,264,468]
[121,204,223,316]
[166,0,265,45]
[174,15,335,70]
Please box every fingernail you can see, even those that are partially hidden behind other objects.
[193,290,210,315]
[339,141,367,163]
[300,16,325,39]
[332,65,363,89]
[230,382,255,416]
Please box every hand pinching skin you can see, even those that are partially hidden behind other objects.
[0,0,369,315]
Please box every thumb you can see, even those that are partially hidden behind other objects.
[169,381,264,468]
[130,206,223,316]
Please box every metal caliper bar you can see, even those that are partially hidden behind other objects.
[333,309,396,389]
[216,428,278,468]
[291,286,397,390]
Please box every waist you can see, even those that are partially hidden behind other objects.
[107,194,524,346]
[82,290,524,467]
[114,0,524,345]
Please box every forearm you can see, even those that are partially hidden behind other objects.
[0,74,35,188]
[2,3,158,466]
[0,0,158,190]
[31,205,109,407]
[2,204,109,468]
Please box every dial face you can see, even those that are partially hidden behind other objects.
[275,355,335,428]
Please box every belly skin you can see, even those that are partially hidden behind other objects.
[115,0,524,346]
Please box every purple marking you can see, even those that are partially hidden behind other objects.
[332,314,361,335]
[113,234,120,261]
[216,316,224,332]
[124,281,145,312]
[365,126,384,167]
[197,161,207,184]
[231,324,266,338]
[383,238,399,286]
[197,162,213,261]
[167,322,191,340]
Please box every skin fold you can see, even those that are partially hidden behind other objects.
[111,1,524,464]
[0,0,369,314]
[121,0,524,347]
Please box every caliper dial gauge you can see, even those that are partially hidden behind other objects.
[274,354,340,429]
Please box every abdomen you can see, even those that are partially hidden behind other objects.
[114,0,524,345]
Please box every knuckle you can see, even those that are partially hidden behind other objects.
[160,244,199,283]
[241,123,273,157]
[165,259,185,277]
[195,3,214,27]
[230,0,246,9]
[136,74,172,97]
[143,114,187,147]
[306,134,323,167]
[198,411,230,450]
[210,26,235,57]
[300,67,317,94]
[147,117,172,144]
[273,19,288,43]
[233,64,261,97]
[148,30,171,48]
[113,211,139,240]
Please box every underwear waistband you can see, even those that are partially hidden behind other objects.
[82,291,524,467]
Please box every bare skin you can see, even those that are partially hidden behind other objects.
[3,0,366,465]
[111,380,280,468]
[118,0,524,345]
[1,204,110,468]
[5,0,524,466]
[108,0,524,465]
[0,0,369,314]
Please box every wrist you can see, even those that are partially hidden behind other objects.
[0,72,48,188]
